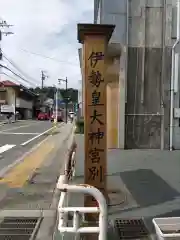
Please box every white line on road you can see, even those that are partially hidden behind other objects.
[0,122,5,126]
[0,121,42,133]
[0,132,40,135]
[21,127,55,146]
[0,137,51,178]
[21,122,65,146]
[0,144,16,154]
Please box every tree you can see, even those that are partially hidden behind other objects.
[29,87,78,103]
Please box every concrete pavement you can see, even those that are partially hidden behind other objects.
[0,122,74,239]
[0,120,53,145]
[68,134,180,239]
[0,120,63,179]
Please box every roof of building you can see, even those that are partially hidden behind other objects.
[0,80,18,87]
[0,80,37,97]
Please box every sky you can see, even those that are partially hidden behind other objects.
[0,0,94,89]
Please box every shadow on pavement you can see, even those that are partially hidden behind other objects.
[120,169,180,207]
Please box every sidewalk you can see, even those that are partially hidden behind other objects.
[0,119,23,125]
[0,123,74,239]
[68,134,180,239]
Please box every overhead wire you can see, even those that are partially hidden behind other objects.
[20,48,79,66]
[2,72,26,85]
[0,63,37,87]
[3,54,40,84]
[2,51,41,85]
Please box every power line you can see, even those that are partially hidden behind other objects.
[2,72,27,85]
[3,52,39,83]
[20,48,79,66]
[2,51,41,85]
[0,64,37,87]
[0,18,13,78]
[0,20,14,35]
[2,63,37,87]
[0,19,13,28]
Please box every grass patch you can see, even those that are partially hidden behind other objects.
[75,117,84,134]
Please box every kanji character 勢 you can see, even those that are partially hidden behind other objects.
[88,70,104,88]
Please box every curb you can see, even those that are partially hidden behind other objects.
[0,123,65,178]
[0,134,51,179]
[50,125,76,239]
[34,124,75,240]
[0,121,17,125]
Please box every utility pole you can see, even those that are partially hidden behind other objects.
[0,19,14,75]
[40,70,48,107]
[41,70,46,89]
[58,77,68,123]
[55,81,61,124]
[0,19,14,120]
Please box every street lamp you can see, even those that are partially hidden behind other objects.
[58,77,68,123]
[53,83,60,124]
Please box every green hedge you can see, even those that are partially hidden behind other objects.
[75,118,84,134]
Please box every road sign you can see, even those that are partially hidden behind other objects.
[74,103,78,112]
[53,100,65,105]
[1,104,14,113]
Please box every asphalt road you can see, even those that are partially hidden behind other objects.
[0,120,55,177]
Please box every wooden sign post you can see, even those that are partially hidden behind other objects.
[77,24,115,223]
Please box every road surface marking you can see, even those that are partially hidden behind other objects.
[0,122,5,126]
[0,140,54,187]
[0,132,40,135]
[0,144,16,154]
[21,124,63,146]
[0,136,50,178]
[0,121,41,133]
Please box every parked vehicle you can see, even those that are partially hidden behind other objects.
[51,111,63,122]
[37,112,49,120]
[69,111,75,123]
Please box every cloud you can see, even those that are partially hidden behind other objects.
[0,0,94,89]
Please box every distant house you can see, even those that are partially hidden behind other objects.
[0,80,38,119]
[41,98,54,116]
[44,98,53,107]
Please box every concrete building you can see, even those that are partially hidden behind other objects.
[80,0,179,150]
[78,49,83,117]
[0,80,37,119]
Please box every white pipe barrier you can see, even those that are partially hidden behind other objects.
[57,175,108,240]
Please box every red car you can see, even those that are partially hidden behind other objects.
[37,112,49,120]
[51,111,63,122]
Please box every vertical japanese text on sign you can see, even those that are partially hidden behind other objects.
[88,51,104,68]
[86,48,106,189]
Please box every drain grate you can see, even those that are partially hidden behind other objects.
[115,218,149,239]
[0,217,42,240]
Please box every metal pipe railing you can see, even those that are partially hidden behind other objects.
[57,175,108,240]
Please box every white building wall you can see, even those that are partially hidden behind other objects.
[6,88,15,106]
[16,98,32,109]
[94,0,179,149]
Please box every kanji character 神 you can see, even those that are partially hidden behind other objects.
[88,128,104,144]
